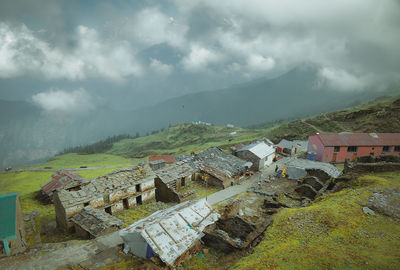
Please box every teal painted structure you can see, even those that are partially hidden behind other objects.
[0,192,18,256]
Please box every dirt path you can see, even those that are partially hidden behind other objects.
[0,165,126,175]
[207,160,282,205]
[300,119,324,133]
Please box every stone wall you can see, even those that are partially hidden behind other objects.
[344,155,400,174]
[155,177,180,203]
[236,150,260,171]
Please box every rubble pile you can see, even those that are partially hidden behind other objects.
[202,194,272,253]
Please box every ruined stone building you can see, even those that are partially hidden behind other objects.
[236,142,275,171]
[71,206,123,239]
[154,162,197,203]
[53,168,155,232]
[40,170,87,202]
[191,147,249,189]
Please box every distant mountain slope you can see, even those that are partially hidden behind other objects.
[1,64,398,168]
[127,65,397,132]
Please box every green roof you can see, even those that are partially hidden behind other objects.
[0,192,18,240]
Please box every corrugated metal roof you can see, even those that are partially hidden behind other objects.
[149,155,175,164]
[283,158,342,178]
[237,142,275,159]
[120,199,219,266]
[315,133,400,146]
[41,170,85,196]
[278,139,308,151]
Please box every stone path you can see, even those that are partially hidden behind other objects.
[2,231,124,270]
[206,160,283,205]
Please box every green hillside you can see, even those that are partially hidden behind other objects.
[105,95,400,159]
[107,123,264,158]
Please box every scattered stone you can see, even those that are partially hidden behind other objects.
[362,207,375,215]
[367,188,400,221]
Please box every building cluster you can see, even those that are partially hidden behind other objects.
[2,131,398,259]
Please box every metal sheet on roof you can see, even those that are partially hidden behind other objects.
[237,142,275,159]
[120,199,219,266]
[283,158,342,178]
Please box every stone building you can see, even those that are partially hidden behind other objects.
[191,147,249,189]
[53,168,156,232]
[40,170,87,202]
[154,162,196,203]
[71,206,123,239]
[236,142,275,171]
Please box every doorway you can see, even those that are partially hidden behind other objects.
[181,177,186,187]
[331,153,337,163]
[105,206,112,215]
[123,198,129,209]
[136,195,142,205]
[136,184,141,192]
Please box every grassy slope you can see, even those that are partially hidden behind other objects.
[234,172,400,270]
[261,96,400,142]
[108,123,264,158]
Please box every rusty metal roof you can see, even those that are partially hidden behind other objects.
[120,198,219,266]
[149,155,175,164]
[41,170,85,196]
[314,133,400,146]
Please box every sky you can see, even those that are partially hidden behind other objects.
[1,0,400,112]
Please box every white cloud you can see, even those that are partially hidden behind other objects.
[32,89,94,112]
[182,45,221,71]
[247,55,275,72]
[126,7,188,48]
[149,58,173,75]
[318,67,365,91]
[0,22,142,82]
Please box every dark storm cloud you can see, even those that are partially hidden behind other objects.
[0,0,400,110]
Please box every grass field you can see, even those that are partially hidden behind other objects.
[27,153,134,169]
[0,167,124,247]
[233,172,400,270]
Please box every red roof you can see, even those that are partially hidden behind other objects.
[314,133,400,146]
[149,155,175,164]
[41,170,84,196]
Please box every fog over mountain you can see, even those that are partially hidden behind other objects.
[1,0,400,167]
